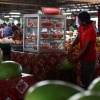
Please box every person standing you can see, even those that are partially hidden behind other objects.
[8,30,23,41]
[0,24,4,38]
[3,23,13,38]
[67,11,97,89]
[69,24,74,31]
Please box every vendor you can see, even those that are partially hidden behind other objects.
[8,30,23,41]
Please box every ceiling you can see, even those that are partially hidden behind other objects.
[0,0,100,18]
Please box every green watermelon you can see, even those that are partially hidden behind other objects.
[68,91,100,100]
[0,61,22,79]
[24,80,84,100]
[88,77,100,92]
[60,59,75,70]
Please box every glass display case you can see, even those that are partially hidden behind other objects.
[23,14,66,53]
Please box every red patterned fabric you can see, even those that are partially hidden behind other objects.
[11,51,100,87]
[0,73,34,100]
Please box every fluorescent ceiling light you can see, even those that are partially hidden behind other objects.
[11,15,20,17]
[4,15,10,18]
[10,12,20,14]
[63,13,72,15]
[88,11,98,13]
[9,18,13,19]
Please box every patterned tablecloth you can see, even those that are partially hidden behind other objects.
[11,50,100,87]
[0,73,34,100]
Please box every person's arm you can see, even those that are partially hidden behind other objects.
[69,40,91,64]
[8,36,13,39]
[67,34,79,57]
[71,34,79,47]
[76,40,90,61]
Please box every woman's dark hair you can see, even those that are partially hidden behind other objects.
[78,11,90,23]
[14,30,23,37]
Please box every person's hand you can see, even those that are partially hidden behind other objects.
[68,57,79,65]
[8,36,12,39]
[67,45,74,58]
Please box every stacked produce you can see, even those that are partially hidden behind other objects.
[66,32,100,53]
[66,30,78,43]
[66,43,80,54]
[0,38,22,45]
[24,77,100,100]
[96,37,100,52]
[0,48,22,79]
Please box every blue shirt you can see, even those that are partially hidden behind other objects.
[3,26,13,37]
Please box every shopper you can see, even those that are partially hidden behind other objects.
[0,24,3,38]
[16,23,23,34]
[11,23,18,33]
[3,23,13,38]
[68,24,74,31]
[67,11,97,89]
[8,30,23,41]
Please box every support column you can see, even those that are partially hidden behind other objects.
[98,7,100,30]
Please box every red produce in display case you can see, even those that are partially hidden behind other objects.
[56,22,62,27]
[52,45,58,49]
[42,21,53,27]
[27,22,33,27]
[27,21,38,27]
[27,34,32,38]
[32,45,37,50]
[33,22,38,27]
[41,33,49,39]
[50,34,58,39]
[32,34,37,39]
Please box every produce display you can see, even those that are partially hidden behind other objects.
[27,21,38,27]
[65,30,80,53]
[65,31,100,53]
[96,37,100,52]
[0,48,22,79]
[0,38,22,45]
[66,43,80,54]
[24,80,84,100]
[23,14,66,53]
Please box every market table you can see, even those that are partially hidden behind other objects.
[11,50,100,87]
[11,44,23,52]
[0,43,11,60]
[0,73,34,100]
[11,51,67,81]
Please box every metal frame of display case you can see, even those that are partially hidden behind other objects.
[23,14,66,53]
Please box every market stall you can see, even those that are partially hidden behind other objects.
[11,12,100,88]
